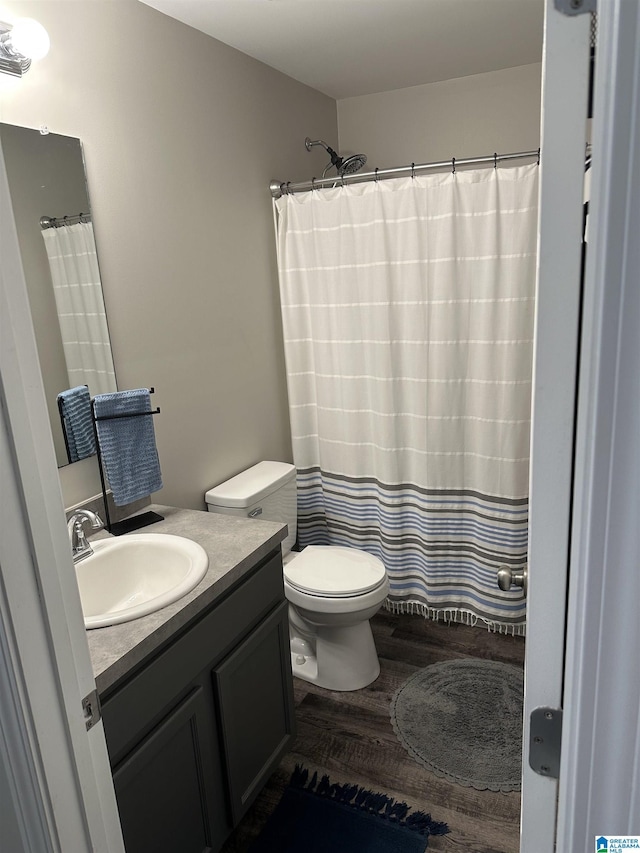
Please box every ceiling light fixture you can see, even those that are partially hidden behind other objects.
[0,18,50,77]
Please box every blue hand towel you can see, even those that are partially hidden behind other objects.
[57,386,96,463]
[93,389,163,506]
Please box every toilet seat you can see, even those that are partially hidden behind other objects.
[284,545,386,598]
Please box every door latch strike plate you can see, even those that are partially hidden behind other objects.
[529,706,563,778]
[82,688,102,731]
[554,0,596,15]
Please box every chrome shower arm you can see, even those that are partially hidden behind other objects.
[305,137,331,154]
[306,137,342,173]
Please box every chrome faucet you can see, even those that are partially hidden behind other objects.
[67,509,104,563]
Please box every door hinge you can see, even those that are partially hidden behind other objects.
[529,706,563,778]
[555,0,596,15]
[82,688,102,731]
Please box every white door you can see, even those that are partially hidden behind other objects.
[0,144,124,852]
[522,0,640,849]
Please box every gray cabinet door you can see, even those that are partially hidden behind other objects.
[214,600,295,823]
[112,685,227,853]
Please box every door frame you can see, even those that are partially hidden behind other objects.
[556,0,640,842]
[0,142,124,852]
[523,0,640,848]
[520,2,591,848]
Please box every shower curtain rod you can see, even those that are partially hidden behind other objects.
[40,212,92,229]
[270,148,541,198]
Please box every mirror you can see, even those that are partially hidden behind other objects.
[0,123,117,467]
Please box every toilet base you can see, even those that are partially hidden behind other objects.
[289,620,381,691]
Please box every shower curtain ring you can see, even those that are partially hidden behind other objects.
[411,163,415,179]
[537,147,541,165]
[375,167,379,183]
[452,157,456,174]
[494,152,498,169]
[311,177,316,192]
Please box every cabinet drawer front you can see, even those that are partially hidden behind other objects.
[214,600,295,824]
[102,551,283,764]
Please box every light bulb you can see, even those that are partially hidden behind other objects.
[10,18,50,61]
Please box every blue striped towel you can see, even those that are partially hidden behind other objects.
[57,386,96,463]
[93,389,163,506]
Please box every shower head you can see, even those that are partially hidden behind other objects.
[339,153,368,175]
[305,137,368,179]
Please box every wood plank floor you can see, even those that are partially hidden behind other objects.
[221,609,525,853]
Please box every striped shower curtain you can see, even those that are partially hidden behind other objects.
[274,164,538,634]
[42,221,116,395]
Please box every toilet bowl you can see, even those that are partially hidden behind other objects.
[205,462,389,691]
[284,545,389,691]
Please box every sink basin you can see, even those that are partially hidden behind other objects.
[76,533,209,629]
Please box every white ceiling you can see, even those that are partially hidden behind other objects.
[139,0,544,100]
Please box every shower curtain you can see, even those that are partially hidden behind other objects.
[274,164,538,634]
[42,221,116,395]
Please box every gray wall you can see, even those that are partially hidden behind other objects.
[0,0,338,509]
[337,64,542,168]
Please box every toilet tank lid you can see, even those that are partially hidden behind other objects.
[205,461,296,508]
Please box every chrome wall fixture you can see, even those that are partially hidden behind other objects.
[0,18,50,77]
[305,137,368,179]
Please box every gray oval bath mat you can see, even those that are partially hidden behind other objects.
[391,659,524,792]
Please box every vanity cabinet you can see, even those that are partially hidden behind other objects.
[100,550,295,853]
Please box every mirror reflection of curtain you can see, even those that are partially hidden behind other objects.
[41,222,116,395]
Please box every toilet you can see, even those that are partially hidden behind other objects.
[205,461,389,691]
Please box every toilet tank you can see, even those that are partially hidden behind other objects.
[205,461,297,556]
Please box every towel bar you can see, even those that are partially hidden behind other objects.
[93,407,160,422]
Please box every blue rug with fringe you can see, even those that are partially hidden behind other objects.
[249,766,449,852]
